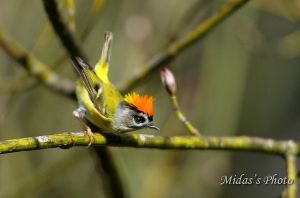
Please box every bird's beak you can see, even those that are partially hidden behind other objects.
[147,123,160,131]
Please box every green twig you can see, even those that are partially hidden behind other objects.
[0,132,299,156]
[65,0,76,32]
[170,96,201,136]
[121,0,251,92]
[283,143,298,198]
[0,28,75,98]
[160,67,201,136]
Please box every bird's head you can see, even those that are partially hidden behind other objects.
[113,93,159,132]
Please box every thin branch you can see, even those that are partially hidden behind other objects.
[93,148,126,198]
[121,0,251,92]
[283,144,298,198]
[42,0,85,59]
[160,68,201,136]
[0,132,299,156]
[65,0,76,32]
[0,28,75,98]
[170,96,200,136]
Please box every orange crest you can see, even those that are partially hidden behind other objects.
[124,93,154,117]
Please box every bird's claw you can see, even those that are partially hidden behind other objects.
[85,126,95,147]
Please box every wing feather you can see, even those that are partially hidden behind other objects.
[71,57,101,112]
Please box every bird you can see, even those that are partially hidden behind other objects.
[71,32,159,146]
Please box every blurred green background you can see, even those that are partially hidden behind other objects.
[1,0,300,197]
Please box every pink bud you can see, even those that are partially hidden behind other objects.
[160,68,177,95]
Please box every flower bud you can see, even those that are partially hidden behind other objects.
[160,67,177,95]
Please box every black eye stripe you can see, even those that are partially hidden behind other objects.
[134,115,145,124]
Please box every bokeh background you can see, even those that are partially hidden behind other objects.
[1,0,300,197]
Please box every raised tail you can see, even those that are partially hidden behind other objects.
[94,31,113,83]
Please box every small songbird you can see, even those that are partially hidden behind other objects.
[72,32,159,145]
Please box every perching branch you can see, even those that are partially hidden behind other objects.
[0,132,298,197]
[0,28,75,98]
[121,0,252,92]
[0,132,299,156]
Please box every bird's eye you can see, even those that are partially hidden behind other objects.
[134,115,145,124]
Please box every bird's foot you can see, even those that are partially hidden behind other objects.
[85,126,95,147]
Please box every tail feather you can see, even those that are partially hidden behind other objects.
[94,31,113,83]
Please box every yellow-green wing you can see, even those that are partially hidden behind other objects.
[72,57,122,130]
[76,80,112,130]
